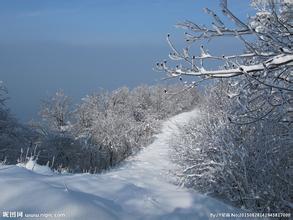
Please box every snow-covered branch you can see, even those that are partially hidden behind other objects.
[158,54,293,81]
[156,0,293,123]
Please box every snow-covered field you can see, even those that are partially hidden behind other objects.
[0,109,241,220]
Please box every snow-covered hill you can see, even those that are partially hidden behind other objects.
[0,109,241,220]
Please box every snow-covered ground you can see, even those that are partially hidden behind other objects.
[0,109,241,220]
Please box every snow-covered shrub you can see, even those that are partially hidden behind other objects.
[34,84,199,172]
[170,81,292,213]
[0,157,7,165]
[36,133,82,172]
[16,147,53,175]
[40,90,73,133]
[17,157,53,175]
[72,84,199,170]
[0,82,199,172]
[158,0,292,214]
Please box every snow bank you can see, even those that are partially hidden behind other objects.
[0,109,250,220]
[17,157,53,176]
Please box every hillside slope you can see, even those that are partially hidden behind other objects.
[0,109,241,220]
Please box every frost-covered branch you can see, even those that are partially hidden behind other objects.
[156,0,293,123]
[158,53,293,80]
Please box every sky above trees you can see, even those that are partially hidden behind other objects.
[0,0,250,121]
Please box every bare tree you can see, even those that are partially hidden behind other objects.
[156,0,292,124]
[0,82,34,164]
[40,90,73,133]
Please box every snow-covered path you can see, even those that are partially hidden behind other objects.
[0,109,238,220]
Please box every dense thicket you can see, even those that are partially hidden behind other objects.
[0,84,199,172]
[170,81,292,213]
[161,0,292,214]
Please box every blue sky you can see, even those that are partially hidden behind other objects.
[0,0,251,121]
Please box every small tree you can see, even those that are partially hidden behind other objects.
[37,90,78,171]
[40,90,73,133]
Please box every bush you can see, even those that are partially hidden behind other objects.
[170,81,292,213]
[33,84,200,172]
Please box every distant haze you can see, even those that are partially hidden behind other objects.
[0,0,250,121]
